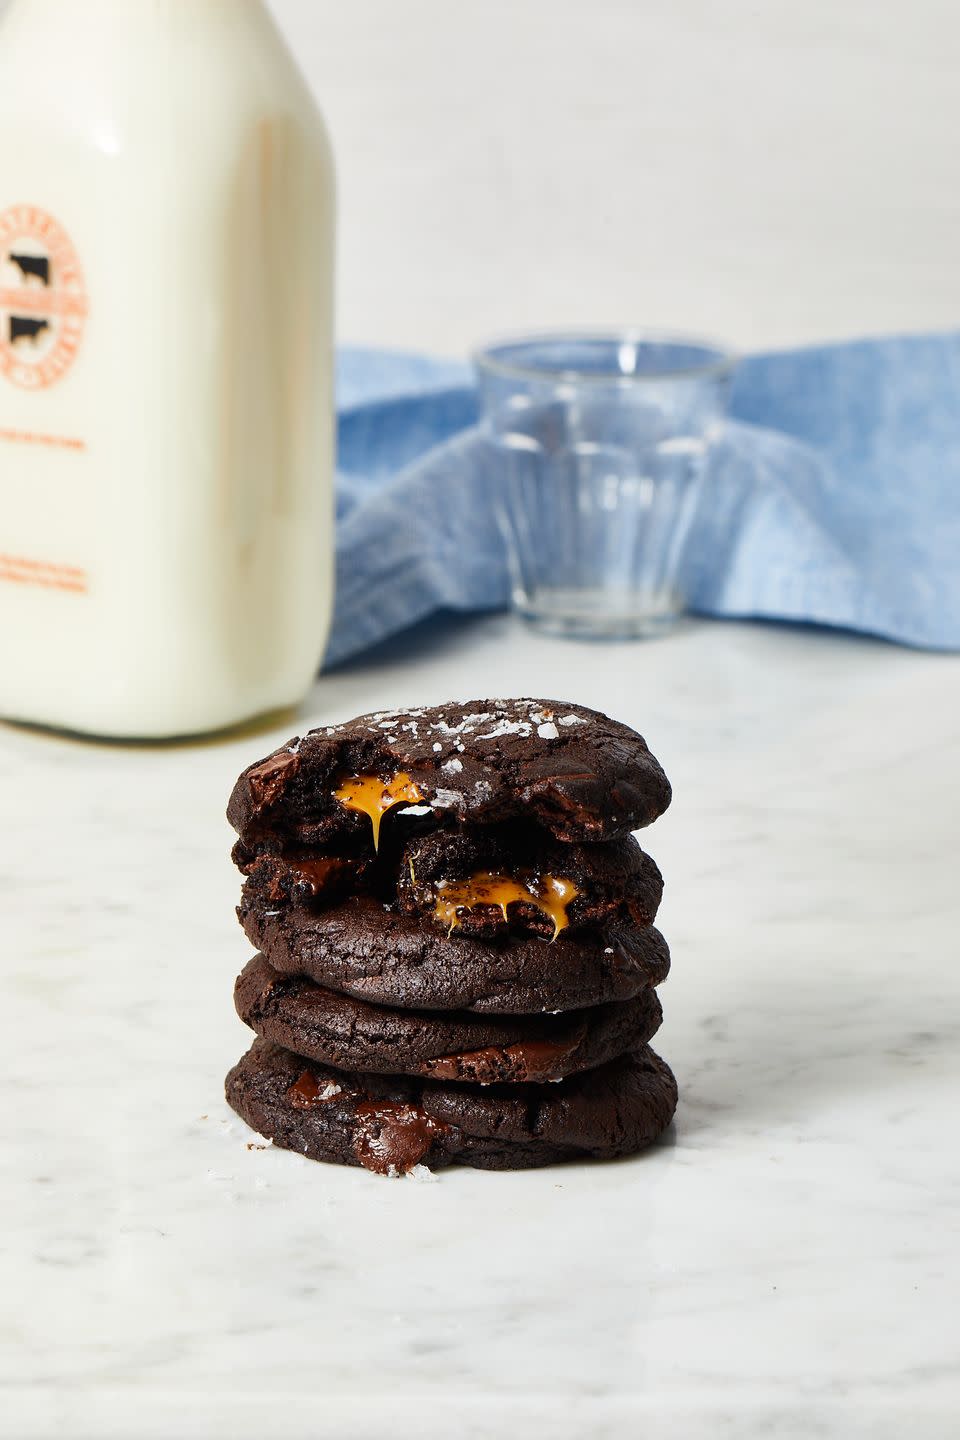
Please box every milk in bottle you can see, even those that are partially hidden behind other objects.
[0,0,336,737]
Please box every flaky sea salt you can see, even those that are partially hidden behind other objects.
[442,757,463,774]
[407,1164,437,1184]
[537,721,559,740]
[558,714,586,727]
[476,718,533,741]
[430,788,461,809]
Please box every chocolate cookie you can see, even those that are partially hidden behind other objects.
[225,1037,678,1173]
[235,954,664,1084]
[239,828,662,942]
[239,882,671,1014]
[396,825,663,940]
[227,697,672,861]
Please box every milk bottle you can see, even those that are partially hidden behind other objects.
[0,0,336,737]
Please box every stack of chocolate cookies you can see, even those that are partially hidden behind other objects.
[225,698,677,1175]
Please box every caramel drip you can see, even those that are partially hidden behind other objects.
[434,870,578,941]
[333,772,423,850]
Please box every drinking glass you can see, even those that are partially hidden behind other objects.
[474,331,735,638]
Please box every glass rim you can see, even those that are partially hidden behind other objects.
[472,328,737,386]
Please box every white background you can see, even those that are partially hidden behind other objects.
[268,0,960,356]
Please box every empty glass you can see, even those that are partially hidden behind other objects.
[474,332,735,638]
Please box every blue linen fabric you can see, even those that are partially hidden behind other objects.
[330,333,960,665]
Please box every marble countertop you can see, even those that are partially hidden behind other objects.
[5,616,959,1438]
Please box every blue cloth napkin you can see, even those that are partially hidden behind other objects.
[331,332,960,666]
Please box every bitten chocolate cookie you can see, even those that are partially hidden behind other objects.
[239,828,662,941]
[239,882,671,1014]
[396,825,663,940]
[225,1037,679,1173]
[235,954,664,1084]
[227,697,672,861]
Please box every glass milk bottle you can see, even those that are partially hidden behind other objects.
[0,0,335,737]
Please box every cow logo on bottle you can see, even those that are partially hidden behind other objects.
[0,205,88,390]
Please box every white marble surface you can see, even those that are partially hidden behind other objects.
[4,616,959,1438]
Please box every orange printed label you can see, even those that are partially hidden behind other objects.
[0,205,88,390]
[0,552,88,594]
[0,427,86,451]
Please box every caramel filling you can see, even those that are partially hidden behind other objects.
[434,871,578,940]
[287,856,349,897]
[333,772,423,850]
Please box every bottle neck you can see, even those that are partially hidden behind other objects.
[3,0,273,50]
